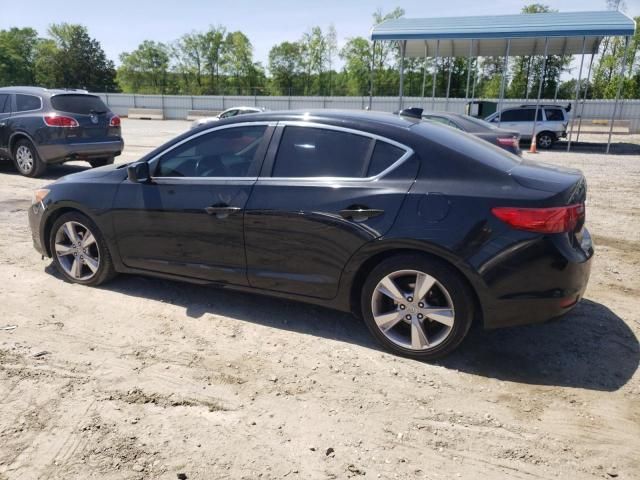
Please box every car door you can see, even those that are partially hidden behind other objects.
[0,93,12,155]
[113,122,274,285]
[244,122,419,299]
[498,108,541,139]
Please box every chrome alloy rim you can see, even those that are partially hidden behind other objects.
[371,270,455,351]
[538,135,553,148]
[54,221,100,281]
[15,145,34,173]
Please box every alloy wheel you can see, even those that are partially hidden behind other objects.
[370,269,455,351]
[538,134,553,148]
[54,221,100,281]
[15,145,34,174]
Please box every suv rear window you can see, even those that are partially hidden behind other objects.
[51,95,108,115]
[16,94,42,112]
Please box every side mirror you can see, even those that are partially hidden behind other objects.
[127,161,151,183]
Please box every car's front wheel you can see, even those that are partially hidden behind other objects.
[361,254,474,360]
[13,139,46,177]
[89,156,115,168]
[49,212,116,286]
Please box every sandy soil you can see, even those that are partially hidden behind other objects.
[0,120,638,480]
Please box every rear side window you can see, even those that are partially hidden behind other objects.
[273,127,373,178]
[367,141,405,176]
[15,94,41,112]
[50,95,108,114]
[0,94,10,113]
[545,108,564,121]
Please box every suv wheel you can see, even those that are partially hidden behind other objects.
[49,212,117,286]
[13,139,46,177]
[89,156,115,169]
[361,254,474,360]
[536,132,555,149]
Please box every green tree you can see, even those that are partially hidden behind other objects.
[0,28,39,86]
[118,41,170,93]
[268,41,303,95]
[340,37,373,95]
[46,23,117,91]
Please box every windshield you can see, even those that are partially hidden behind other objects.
[459,115,500,130]
[51,95,109,115]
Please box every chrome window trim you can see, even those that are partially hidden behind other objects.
[265,121,414,183]
[15,93,43,113]
[148,121,276,181]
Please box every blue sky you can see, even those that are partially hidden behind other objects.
[2,0,638,70]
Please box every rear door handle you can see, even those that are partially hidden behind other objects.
[204,205,242,219]
[339,207,384,222]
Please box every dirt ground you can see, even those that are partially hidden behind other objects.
[0,119,638,480]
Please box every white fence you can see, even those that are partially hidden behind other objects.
[96,93,640,133]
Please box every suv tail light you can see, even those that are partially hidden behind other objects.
[43,114,79,128]
[497,136,519,149]
[109,115,121,127]
[491,204,585,234]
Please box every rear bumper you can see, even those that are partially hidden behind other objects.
[479,228,593,329]
[38,139,123,164]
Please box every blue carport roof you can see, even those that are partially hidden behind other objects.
[371,10,636,57]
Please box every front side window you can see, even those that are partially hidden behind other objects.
[155,125,267,178]
[0,94,10,114]
[15,94,41,112]
[273,126,373,178]
[219,109,238,119]
[501,109,542,122]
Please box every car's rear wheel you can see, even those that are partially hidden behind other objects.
[89,156,115,168]
[13,139,46,177]
[361,254,474,360]
[536,132,555,149]
[49,212,116,286]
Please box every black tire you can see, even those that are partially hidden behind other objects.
[12,139,47,177]
[536,132,555,150]
[49,211,117,286]
[89,156,115,168]
[360,254,475,360]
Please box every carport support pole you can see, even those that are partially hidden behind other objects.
[465,40,473,100]
[445,57,453,110]
[369,40,376,110]
[497,39,511,128]
[567,36,587,152]
[606,36,630,154]
[398,40,406,111]
[431,40,440,110]
[421,42,428,100]
[576,52,595,142]
[531,37,550,146]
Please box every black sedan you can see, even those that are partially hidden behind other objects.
[399,108,521,155]
[28,110,592,360]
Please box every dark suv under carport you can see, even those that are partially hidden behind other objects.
[0,87,123,177]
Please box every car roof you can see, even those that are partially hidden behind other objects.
[0,86,94,96]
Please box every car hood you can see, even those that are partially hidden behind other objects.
[53,162,129,184]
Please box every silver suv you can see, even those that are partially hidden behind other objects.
[484,105,569,149]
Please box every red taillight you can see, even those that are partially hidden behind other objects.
[43,114,79,128]
[109,115,121,127]
[491,204,585,234]
[497,136,519,148]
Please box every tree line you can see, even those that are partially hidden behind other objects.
[1,3,639,99]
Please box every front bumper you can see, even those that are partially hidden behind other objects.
[479,228,593,329]
[38,139,124,164]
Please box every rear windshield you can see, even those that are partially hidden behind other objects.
[50,95,108,115]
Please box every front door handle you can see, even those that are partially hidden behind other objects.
[339,207,384,222]
[204,205,242,219]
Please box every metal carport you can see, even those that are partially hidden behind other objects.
[370,10,637,152]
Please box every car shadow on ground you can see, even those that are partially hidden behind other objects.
[0,160,90,179]
[45,266,639,392]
